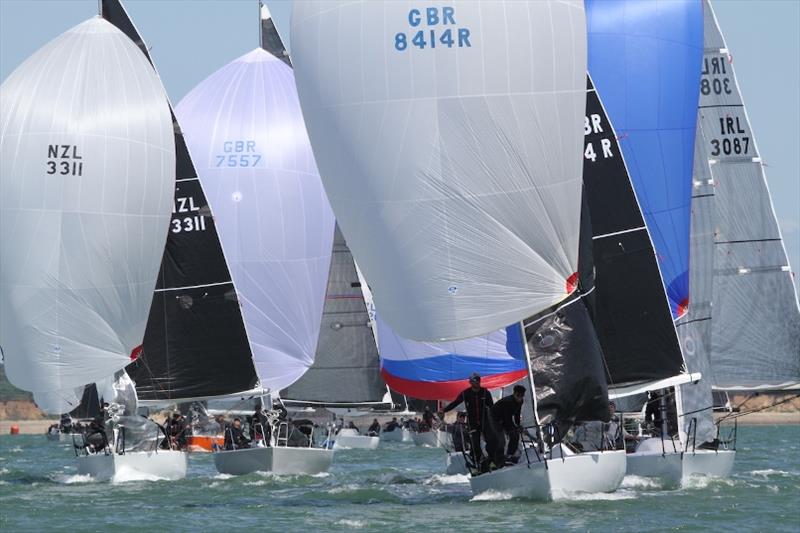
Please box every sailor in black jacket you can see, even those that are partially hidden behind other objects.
[441,373,496,468]
[490,385,526,464]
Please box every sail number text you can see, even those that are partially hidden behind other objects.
[46,144,83,176]
[171,195,207,234]
[394,7,471,51]
[583,113,614,162]
[215,140,262,168]
[710,115,749,157]
[700,55,732,96]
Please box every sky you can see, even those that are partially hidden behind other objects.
[1,0,798,289]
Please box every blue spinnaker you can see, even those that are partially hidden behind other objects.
[586,0,703,318]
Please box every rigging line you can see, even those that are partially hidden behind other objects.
[678,404,714,418]
[722,394,800,422]
[716,392,756,423]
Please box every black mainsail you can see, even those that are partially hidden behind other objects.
[583,77,690,395]
[102,0,258,402]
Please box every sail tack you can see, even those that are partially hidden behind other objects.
[586,0,704,318]
[175,48,335,393]
[291,0,588,341]
[0,18,175,397]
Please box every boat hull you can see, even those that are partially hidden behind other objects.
[411,430,451,448]
[332,428,379,449]
[469,450,626,501]
[213,446,334,476]
[380,428,406,443]
[626,437,736,486]
[446,452,468,475]
[76,450,188,481]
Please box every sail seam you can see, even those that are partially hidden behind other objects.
[154,281,232,292]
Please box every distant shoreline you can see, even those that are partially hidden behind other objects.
[1,411,798,435]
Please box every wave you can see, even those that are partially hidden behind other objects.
[470,489,514,502]
[748,469,792,478]
[55,474,94,484]
[335,519,367,528]
[620,475,665,490]
[557,490,637,501]
[111,465,168,484]
[424,473,470,486]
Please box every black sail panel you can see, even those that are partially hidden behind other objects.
[68,385,101,420]
[103,0,257,401]
[582,77,686,389]
[282,225,387,406]
[525,190,610,440]
[260,4,291,67]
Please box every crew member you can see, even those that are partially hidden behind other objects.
[440,373,496,470]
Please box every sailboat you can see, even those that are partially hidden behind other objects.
[671,0,800,483]
[586,0,739,485]
[0,4,177,480]
[291,0,626,500]
[173,3,336,476]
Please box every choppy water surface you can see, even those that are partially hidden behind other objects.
[1,425,798,532]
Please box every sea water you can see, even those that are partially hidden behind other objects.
[0,425,797,532]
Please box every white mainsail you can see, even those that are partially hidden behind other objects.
[291,1,588,341]
[0,18,175,405]
[677,0,800,442]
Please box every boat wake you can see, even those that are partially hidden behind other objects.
[621,475,666,490]
[111,465,168,484]
[335,519,367,529]
[54,473,94,484]
[424,473,470,486]
[469,489,514,502]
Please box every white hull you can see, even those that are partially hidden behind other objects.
[213,446,334,476]
[469,449,626,501]
[333,432,380,450]
[76,450,188,481]
[446,452,469,475]
[626,437,735,486]
[626,448,736,486]
[380,428,407,443]
[411,430,451,448]
[402,429,413,442]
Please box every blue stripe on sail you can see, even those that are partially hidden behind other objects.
[381,355,527,383]
[586,0,703,318]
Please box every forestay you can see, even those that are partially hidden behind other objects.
[0,18,174,400]
[291,1,588,341]
[586,0,704,318]
[176,47,335,393]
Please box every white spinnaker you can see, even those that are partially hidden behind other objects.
[0,18,175,398]
[175,48,335,392]
[291,1,587,341]
[33,387,84,415]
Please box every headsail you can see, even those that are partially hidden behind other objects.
[100,0,260,402]
[291,0,589,341]
[175,21,335,394]
[677,0,800,395]
[586,0,704,318]
[0,17,174,406]
[582,77,692,397]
